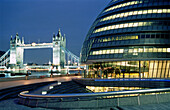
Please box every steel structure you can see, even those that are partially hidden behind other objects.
[0,29,80,73]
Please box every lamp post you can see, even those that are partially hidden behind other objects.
[25,66,28,80]
[50,66,53,78]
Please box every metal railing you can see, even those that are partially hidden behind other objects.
[19,88,170,99]
[18,88,170,109]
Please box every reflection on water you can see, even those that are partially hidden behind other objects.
[1,71,79,78]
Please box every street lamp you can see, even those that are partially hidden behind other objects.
[25,66,28,80]
[50,66,53,78]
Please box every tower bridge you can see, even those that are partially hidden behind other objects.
[0,29,82,73]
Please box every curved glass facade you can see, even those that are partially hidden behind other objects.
[80,0,170,79]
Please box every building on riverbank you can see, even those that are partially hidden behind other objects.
[80,0,170,79]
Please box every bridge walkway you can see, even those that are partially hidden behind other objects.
[0,75,81,90]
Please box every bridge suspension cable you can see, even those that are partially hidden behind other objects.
[0,49,10,66]
[60,46,80,65]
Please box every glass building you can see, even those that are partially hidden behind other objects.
[80,0,170,79]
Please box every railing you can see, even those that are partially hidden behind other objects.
[18,87,170,109]
[19,88,170,99]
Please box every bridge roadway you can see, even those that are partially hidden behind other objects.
[0,75,81,90]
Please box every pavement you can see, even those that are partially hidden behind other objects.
[0,75,82,90]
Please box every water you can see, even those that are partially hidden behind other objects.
[1,70,79,78]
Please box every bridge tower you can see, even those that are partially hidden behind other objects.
[53,29,66,70]
[9,33,24,73]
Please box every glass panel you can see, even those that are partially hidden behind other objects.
[165,61,170,78]
[161,60,166,78]
[153,61,158,78]
[157,61,162,78]
[149,61,154,78]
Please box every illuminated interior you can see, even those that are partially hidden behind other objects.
[86,60,170,79]
[86,86,148,92]
[93,22,153,33]
[90,48,170,55]
[104,1,143,13]
[101,9,170,22]
[80,0,170,79]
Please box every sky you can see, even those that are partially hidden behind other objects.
[0,0,110,64]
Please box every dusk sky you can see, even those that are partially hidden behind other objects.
[0,0,110,64]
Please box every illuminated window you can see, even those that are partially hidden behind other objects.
[167,48,170,52]
[148,10,152,13]
[115,49,119,53]
[158,48,162,52]
[124,12,128,17]
[99,50,102,54]
[153,48,157,52]
[163,9,167,13]
[108,26,111,30]
[129,49,133,53]
[138,48,143,52]
[96,51,99,55]
[131,36,136,39]
[119,49,124,53]
[143,10,148,14]
[158,9,163,13]
[129,23,133,27]
[130,1,135,5]
[106,50,110,54]
[138,22,143,26]
[153,9,157,13]
[116,14,120,18]
[120,13,124,17]
[103,50,106,54]
[129,12,133,15]
[168,9,170,13]
[111,49,114,53]
[133,11,138,15]
[163,48,167,52]
[124,23,128,27]
[148,48,152,52]
[144,48,147,52]
[119,24,124,28]
[134,48,138,53]
[136,36,138,39]
[138,11,142,14]
[101,9,170,22]
[115,25,119,29]
[103,1,143,13]
[133,23,138,27]
[111,25,115,29]
[92,48,170,55]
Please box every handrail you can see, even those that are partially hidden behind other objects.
[19,88,170,99]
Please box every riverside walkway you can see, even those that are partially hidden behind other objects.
[0,75,81,90]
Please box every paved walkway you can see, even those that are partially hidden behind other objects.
[0,76,81,90]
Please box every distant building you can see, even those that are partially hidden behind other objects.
[80,0,170,78]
